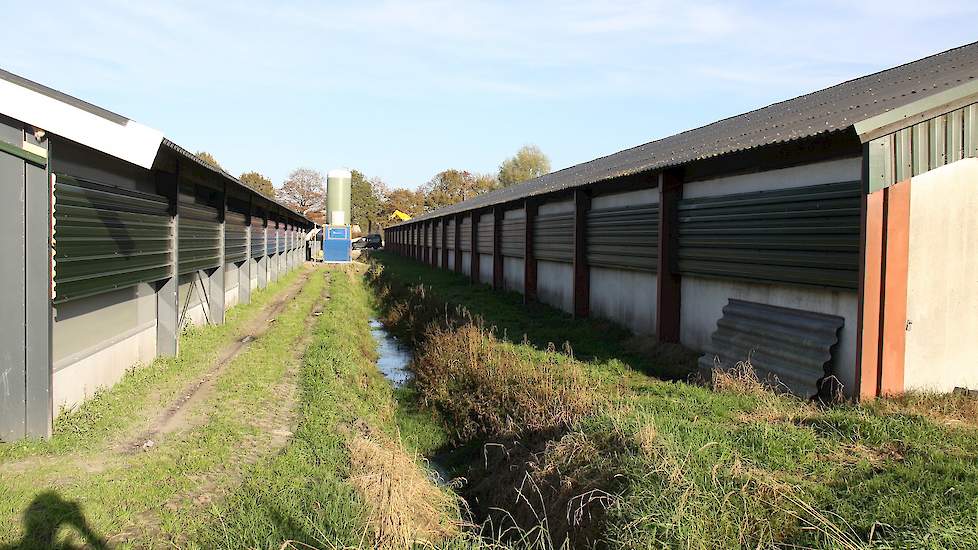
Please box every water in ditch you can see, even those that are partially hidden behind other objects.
[369,318,413,387]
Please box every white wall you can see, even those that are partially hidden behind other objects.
[479,253,493,284]
[538,261,573,313]
[448,250,455,268]
[504,257,524,293]
[904,158,978,392]
[461,252,471,276]
[590,268,657,335]
[680,157,863,395]
[683,156,862,199]
[591,188,658,208]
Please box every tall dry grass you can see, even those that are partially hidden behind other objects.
[413,322,595,441]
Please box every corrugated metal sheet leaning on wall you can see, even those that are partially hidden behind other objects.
[0,70,312,441]
[387,42,978,402]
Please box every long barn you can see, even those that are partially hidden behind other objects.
[0,70,312,441]
[387,42,978,401]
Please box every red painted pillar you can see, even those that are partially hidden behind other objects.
[493,206,504,290]
[470,211,480,284]
[656,171,682,343]
[524,198,537,303]
[572,189,591,318]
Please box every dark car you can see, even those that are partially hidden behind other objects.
[363,234,383,249]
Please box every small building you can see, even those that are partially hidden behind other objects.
[0,70,311,441]
[388,42,978,401]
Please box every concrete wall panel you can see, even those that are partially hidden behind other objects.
[53,325,156,412]
[591,188,659,208]
[681,276,858,393]
[53,283,156,368]
[684,157,861,199]
[504,257,524,293]
[590,267,657,335]
[537,260,573,313]
[904,158,978,392]
[461,252,471,276]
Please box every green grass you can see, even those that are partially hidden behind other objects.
[369,251,978,549]
[0,267,325,548]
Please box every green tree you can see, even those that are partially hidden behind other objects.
[195,151,221,170]
[351,169,386,232]
[421,170,497,210]
[498,144,550,187]
[239,171,275,196]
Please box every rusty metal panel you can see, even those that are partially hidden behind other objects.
[698,299,845,398]
[459,216,472,251]
[477,213,494,254]
[585,203,658,272]
[534,211,574,263]
[500,212,525,258]
[677,181,861,289]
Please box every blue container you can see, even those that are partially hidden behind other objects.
[323,225,351,262]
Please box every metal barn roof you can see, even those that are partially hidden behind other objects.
[403,41,978,223]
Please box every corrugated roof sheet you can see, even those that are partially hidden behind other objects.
[161,139,311,223]
[403,41,978,223]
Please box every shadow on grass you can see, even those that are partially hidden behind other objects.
[1,491,108,550]
[368,251,698,381]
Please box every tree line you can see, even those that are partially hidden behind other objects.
[195,144,550,232]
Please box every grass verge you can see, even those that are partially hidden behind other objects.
[368,251,978,549]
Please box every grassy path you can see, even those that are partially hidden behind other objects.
[193,265,460,549]
[0,266,324,548]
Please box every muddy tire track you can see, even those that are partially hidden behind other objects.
[122,268,314,453]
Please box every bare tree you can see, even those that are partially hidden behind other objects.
[277,168,325,215]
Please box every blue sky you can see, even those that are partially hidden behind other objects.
[3,1,977,190]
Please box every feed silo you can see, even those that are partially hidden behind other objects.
[323,168,352,262]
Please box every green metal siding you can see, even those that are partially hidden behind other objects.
[868,102,978,191]
[178,187,221,275]
[533,211,574,263]
[586,203,658,273]
[677,181,861,289]
[476,214,493,255]
[459,217,472,252]
[500,213,525,258]
[224,210,248,263]
[53,174,172,302]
